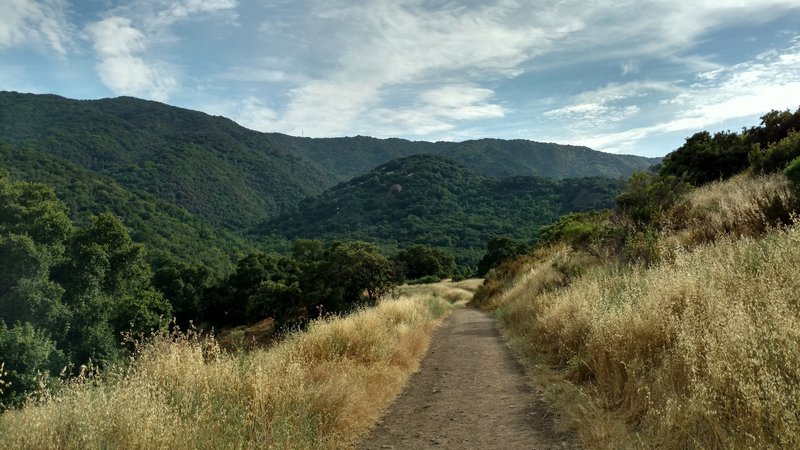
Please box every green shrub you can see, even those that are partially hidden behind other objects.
[784,156,800,189]
[0,322,64,409]
[616,172,691,227]
[752,131,800,173]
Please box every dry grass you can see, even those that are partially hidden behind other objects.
[496,224,800,449]
[394,278,483,306]
[666,172,794,248]
[0,294,450,449]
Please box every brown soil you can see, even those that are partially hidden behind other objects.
[357,308,575,449]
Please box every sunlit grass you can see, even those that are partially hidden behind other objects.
[0,294,450,449]
[482,173,800,448]
[495,224,800,449]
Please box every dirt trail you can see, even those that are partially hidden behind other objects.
[357,308,573,449]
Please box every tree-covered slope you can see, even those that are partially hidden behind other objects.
[260,155,624,267]
[0,92,655,233]
[0,92,336,230]
[0,143,255,273]
[267,133,660,181]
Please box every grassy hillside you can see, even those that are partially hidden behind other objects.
[477,174,799,448]
[471,107,800,448]
[260,155,624,267]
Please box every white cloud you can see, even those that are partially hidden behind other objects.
[87,16,147,57]
[85,0,237,101]
[246,0,800,140]
[621,60,640,76]
[152,0,238,27]
[86,17,175,101]
[203,96,277,132]
[358,84,505,137]
[219,58,305,84]
[263,1,581,136]
[548,40,800,153]
[0,0,71,54]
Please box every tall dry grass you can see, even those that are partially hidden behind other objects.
[497,224,800,449]
[0,294,450,449]
[395,278,484,306]
[667,172,794,248]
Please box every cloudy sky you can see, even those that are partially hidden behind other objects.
[2,0,800,156]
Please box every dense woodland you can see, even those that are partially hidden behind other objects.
[260,154,623,268]
[0,91,655,231]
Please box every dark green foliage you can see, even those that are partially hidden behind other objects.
[317,241,395,308]
[0,91,656,232]
[205,241,394,329]
[153,262,213,325]
[267,134,660,181]
[660,131,751,185]
[0,322,64,408]
[784,157,800,189]
[744,107,800,149]
[0,92,336,230]
[262,155,624,269]
[476,237,530,276]
[392,244,455,282]
[0,142,253,273]
[616,172,691,227]
[0,175,171,407]
[204,253,300,326]
[751,132,800,174]
[537,210,612,249]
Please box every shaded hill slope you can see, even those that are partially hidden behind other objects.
[0,91,336,230]
[260,155,623,266]
[267,134,660,181]
[0,142,255,272]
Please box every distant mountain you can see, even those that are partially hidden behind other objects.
[0,92,656,233]
[267,134,660,181]
[0,91,336,230]
[260,155,624,267]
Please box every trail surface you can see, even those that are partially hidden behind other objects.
[358,308,573,449]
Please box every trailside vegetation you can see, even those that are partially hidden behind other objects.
[0,292,453,449]
[472,107,800,449]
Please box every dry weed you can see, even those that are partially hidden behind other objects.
[0,295,450,449]
[497,223,800,449]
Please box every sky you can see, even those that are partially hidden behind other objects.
[2,1,800,157]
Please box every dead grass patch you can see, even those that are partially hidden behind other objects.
[0,295,450,449]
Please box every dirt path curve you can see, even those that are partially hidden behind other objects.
[357,308,574,450]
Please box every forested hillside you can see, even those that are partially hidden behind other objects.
[0,92,336,230]
[266,133,660,181]
[0,143,254,273]
[0,91,654,233]
[261,155,624,267]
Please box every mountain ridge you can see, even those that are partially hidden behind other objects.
[0,91,656,232]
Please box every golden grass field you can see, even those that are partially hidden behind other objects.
[0,288,465,449]
[482,173,800,449]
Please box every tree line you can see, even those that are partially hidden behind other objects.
[0,170,458,408]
